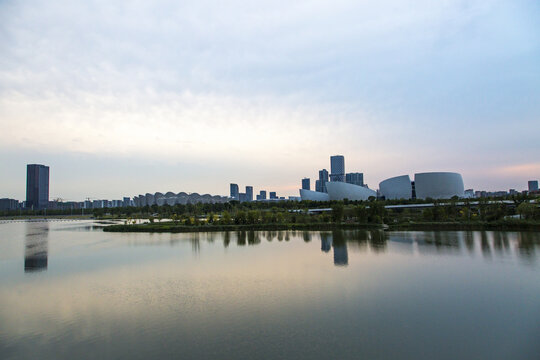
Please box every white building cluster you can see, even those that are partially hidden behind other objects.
[300,156,465,201]
[133,192,229,207]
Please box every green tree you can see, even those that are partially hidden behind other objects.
[332,204,344,223]
[235,211,246,225]
[517,202,537,220]
[221,211,232,224]
[247,210,259,224]
[354,205,368,223]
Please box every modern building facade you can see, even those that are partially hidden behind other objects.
[133,191,229,206]
[529,180,539,192]
[302,178,310,190]
[0,198,19,210]
[316,169,329,192]
[326,181,377,201]
[269,192,277,199]
[379,175,413,200]
[230,183,239,200]
[259,190,267,200]
[26,164,49,209]
[246,186,253,202]
[330,155,345,182]
[299,189,330,201]
[345,172,364,187]
[414,172,464,199]
[379,172,464,200]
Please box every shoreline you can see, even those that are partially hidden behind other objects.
[103,220,540,233]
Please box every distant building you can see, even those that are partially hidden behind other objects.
[26,164,49,209]
[269,192,277,199]
[123,197,131,207]
[246,186,253,202]
[302,178,310,190]
[330,155,345,182]
[238,193,248,202]
[345,172,364,187]
[529,180,539,192]
[0,198,19,210]
[230,183,239,200]
[259,190,267,200]
[464,189,475,198]
[316,169,329,192]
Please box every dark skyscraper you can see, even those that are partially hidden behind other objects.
[26,164,49,209]
[230,183,239,200]
[529,180,539,192]
[316,169,329,192]
[346,172,364,187]
[245,186,253,202]
[302,178,310,190]
[330,155,345,182]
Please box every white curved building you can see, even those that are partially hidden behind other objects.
[379,175,412,200]
[132,191,229,206]
[414,172,464,199]
[145,193,155,206]
[299,189,330,201]
[326,182,377,201]
[138,195,146,207]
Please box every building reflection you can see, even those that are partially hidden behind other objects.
[24,222,49,272]
[321,233,332,253]
[332,230,348,266]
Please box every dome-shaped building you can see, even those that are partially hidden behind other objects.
[414,172,464,199]
[299,189,330,201]
[379,175,413,200]
[326,182,377,201]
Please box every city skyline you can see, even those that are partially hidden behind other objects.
[1,1,539,200]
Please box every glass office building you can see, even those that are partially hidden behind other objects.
[26,164,49,209]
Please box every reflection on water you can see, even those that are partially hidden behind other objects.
[163,229,540,267]
[1,221,540,360]
[24,222,49,272]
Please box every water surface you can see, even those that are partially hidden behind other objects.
[1,220,539,359]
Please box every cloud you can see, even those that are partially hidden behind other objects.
[0,0,539,197]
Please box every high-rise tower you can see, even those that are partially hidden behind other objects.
[302,178,310,191]
[330,155,345,182]
[230,183,239,200]
[316,169,329,192]
[26,164,49,209]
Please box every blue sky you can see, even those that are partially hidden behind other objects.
[1,0,539,200]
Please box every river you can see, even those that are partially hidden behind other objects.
[0,220,539,359]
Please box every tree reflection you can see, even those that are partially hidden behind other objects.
[464,231,474,253]
[369,230,387,253]
[517,232,539,262]
[223,232,230,248]
[480,231,491,258]
[237,231,246,246]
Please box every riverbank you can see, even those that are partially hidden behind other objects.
[387,220,540,231]
[103,222,384,233]
[103,219,540,233]
[0,215,94,221]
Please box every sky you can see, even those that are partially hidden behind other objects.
[1,0,539,200]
